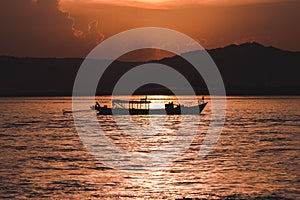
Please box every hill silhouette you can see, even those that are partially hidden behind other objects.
[0,42,299,96]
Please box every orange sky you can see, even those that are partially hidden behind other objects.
[60,0,294,9]
[0,0,299,58]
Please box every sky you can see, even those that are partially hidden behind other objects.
[0,0,299,58]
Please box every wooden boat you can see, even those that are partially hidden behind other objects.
[91,97,207,115]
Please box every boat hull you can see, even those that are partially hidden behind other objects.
[92,102,207,115]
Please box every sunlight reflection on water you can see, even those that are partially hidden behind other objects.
[0,96,299,199]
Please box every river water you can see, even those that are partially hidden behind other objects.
[0,96,299,199]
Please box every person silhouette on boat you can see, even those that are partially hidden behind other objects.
[202,96,205,103]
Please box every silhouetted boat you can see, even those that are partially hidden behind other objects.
[91,97,207,115]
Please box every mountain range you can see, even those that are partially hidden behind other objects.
[0,42,299,96]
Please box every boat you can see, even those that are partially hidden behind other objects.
[91,97,207,115]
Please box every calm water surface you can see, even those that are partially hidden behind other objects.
[0,96,299,199]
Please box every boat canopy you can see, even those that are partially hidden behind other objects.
[112,99,151,104]
[112,98,151,109]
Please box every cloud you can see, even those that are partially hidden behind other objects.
[0,0,299,58]
[0,0,103,57]
[71,19,104,43]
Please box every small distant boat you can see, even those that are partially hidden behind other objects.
[91,97,207,115]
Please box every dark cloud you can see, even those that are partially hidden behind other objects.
[0,0,101,57]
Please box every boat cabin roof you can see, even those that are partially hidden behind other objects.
[113,99,151,104]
